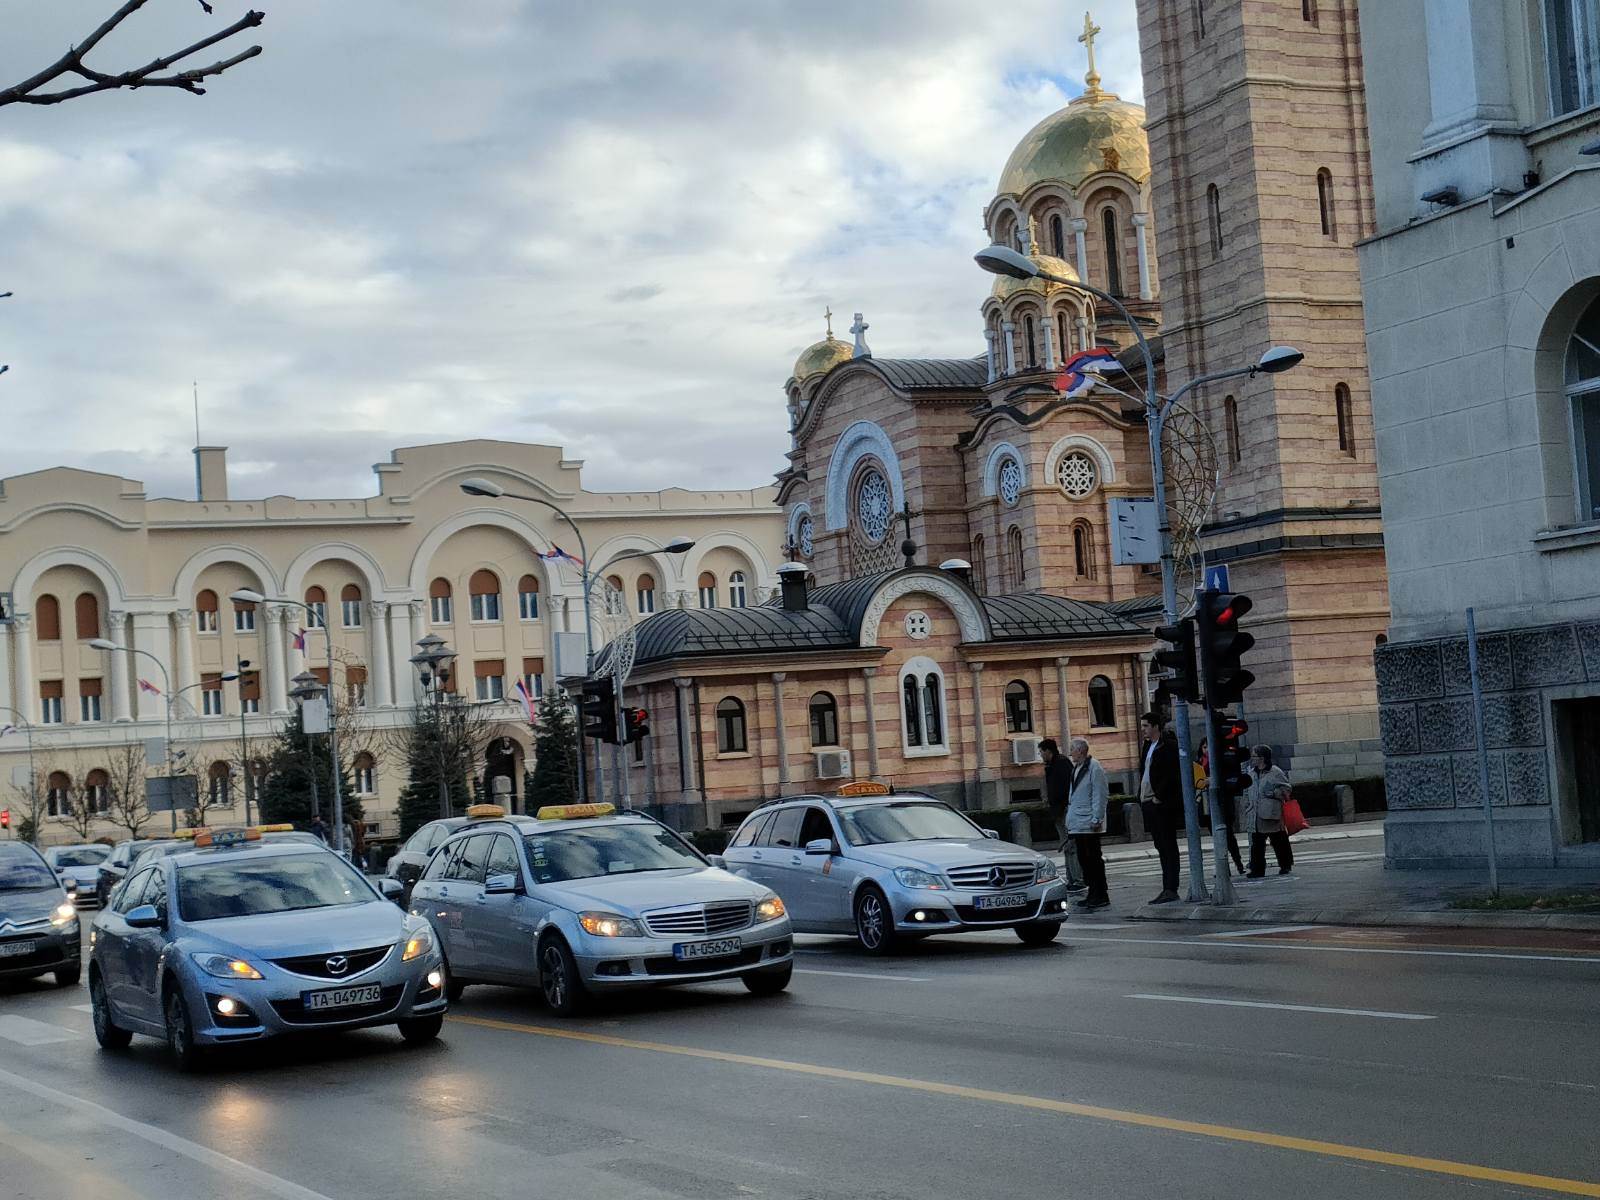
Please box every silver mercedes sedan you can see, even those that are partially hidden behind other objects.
[720,788,1070,953]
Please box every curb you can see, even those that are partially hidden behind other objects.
[1124,905,1600,932]
[1082,827,1382,865]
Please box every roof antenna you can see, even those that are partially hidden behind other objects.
[192,381,202,500]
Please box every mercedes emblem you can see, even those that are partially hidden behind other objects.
[987,865,1006,889]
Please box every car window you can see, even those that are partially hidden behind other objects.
[798,807,836,847]
[426,823,454,851]
[0,845,57,892]
[419,839,456,882]
[402,825,432,854]
[448,834,490,885]
[177,852,373,922]
[486,835,520,881]
[115,867,155,914]
[729,812,769,849]
[51,846,110,867]
[522,824,704,884]
[836,801,983,846]
[763,807,803,849]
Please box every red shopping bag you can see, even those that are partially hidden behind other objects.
[1282,793,1309,836]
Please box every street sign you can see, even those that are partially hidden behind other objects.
[553,631,588,680]
[1109,498,1159,565]
[9,765,31,788]
[302,696,329,734]
[1204,564,1230,593]
[143,736,166,765]
[147,775,198,813]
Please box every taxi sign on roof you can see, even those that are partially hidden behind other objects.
[536,802,616,821]
[466,803,506,819]
[192,826,262,849]
[836,780,891,797]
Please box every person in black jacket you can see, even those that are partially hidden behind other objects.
[1139,712,1183,903]
[1040,739,1086,891]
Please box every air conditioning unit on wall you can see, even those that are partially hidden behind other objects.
[1011,738,1042,766]
[814,749,852,779]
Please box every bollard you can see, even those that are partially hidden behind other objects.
[1121,800,1145,844]
[1008,811,1031,847]
[1335,783,1355,824]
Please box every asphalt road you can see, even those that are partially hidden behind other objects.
[3,852,1598,1200]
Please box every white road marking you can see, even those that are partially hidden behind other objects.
[1069,933,1600,965]
[1203,925,1318,937]
[0,1015,79,1045]
[1128,992,1437,1021]
[796,968,931,982]
[0,1066,337,1200]
[70,1003,95,1013]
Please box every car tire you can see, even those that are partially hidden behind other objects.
[445,972,466,1003]
[398,1013,444,1044]
[853,886,898,956]
[89,971,133,1050]
[163,984,207,1073]
[741,960,793,996]
[1015,920,1061,947]
[54,964,82,988]
[538,934,588,1018]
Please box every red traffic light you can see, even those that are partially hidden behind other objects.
[0,808,8,829]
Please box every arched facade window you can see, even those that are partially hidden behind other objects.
[35,594,61,641]
[1024,314,1039,368]
[208,760,232,807]
[1072,521,1097,580]
[728,571,748,608]
[469,569,502,622]
[1316,168,1336,238]
[636,573,656,615]
[429,577,453,624]
[195,588,219,633]
[899,659,947,752]
[1057,311,1070,358]
[46,771,70,818]
[74,593,100,641]
[1225,395,1242,465]
[85,768,111,814]
[715,697,747,753]
[79,677,103,722]
[339,583,363,628]
[809,691,839,745]
[1050,213,1066,257]
[233,595,256,633]
[1004,680,1033,733]
[698,572,718,609]
[1302,0,1317,21]
[1335,383,1356,455]
[1565,294,1600,521]
[971,533,986,595]
[851,462,894,548]
[1102,207,1122,296]
[1007,525,1026,589]
[1207,184,1223,256]
[1088,675,1116,728]
[518,574,540,621]
[305,585,328,629]
[353,752,376,795]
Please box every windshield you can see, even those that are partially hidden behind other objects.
[0,848,59,892]
[523,825,703,884]
[50,847,110,867]
[177,852,375,921]
[836,801,982,846]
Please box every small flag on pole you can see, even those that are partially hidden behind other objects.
[292,628,307,652]
[541,546,584,568]
[137,678,161,696]
[513,677,538,726]
[1054,348,1120,399]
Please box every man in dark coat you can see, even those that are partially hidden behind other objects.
[1139,712,1183,903]
[1040,739,1086,891]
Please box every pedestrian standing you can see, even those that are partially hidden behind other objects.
[1040,739,1086,893]
[1140,713,1183,904]
[1238,746,1294,879]
[1065,737,1110,910]
[309,815,329,845]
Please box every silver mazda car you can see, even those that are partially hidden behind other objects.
[720,786,1070,953]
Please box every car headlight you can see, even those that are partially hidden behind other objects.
[402,926,435,961]
[50,903,77,927]
[893,867,947,891]
[1035,859,1060,884]
[192,953,265,980]
[755,895,786,922]
[578,912,643,938]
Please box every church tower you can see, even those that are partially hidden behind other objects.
[1134,0,1389,778]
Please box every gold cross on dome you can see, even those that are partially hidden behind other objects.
[1079,11,1103,97]
[824,306,833,338]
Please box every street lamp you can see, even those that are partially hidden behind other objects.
[0,707,37,841]
[88,637,180,832]
[974,242,1303,905]
[408,634,458,820]
[288,671,327,828]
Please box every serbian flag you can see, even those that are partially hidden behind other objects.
[513,677,538,726]
[1054,348,1120,399]
[541,546,584,568]
[292,627,307,652]
[137,678,161,696]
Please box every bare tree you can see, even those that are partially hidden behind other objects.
[1,1,265,109]
[62,763,105,842]
[5,768,47,844]
[102,741,155,838]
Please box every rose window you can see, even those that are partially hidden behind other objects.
[797,515,814,558]
[997,456,1023,507]
[1056,450,1099,499]
[855,468,892,545]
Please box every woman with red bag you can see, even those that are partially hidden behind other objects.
[1239,746,1294,880]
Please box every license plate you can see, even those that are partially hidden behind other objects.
[673,936,741,961]
[303,984,382,1010]
[975,892,1030,911]
[0,940,37,958]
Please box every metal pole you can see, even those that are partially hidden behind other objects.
[118,647,175,834]
[1192,598,1237,904]
[1466,607,1500,897]
[0,709,37,841]
[238,665,252,824]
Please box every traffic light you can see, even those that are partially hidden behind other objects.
[0,808,9,830]
[580,676,618,743]
[1197,591,1256,709]
[1213,716,1251,802]
[623,707,650,744]
[1153,617,1199,703]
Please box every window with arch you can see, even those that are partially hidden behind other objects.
[353,752,376,795]
[1072,521,1098,580]
[853,464,894,546]
[1302,0,1317,21]
[1056,449,1100,499]
[1057,311,1070,358]
[1545,0,1600,117]
[1024,314,1039,368]
[1206,184,1223,257]
[85,768,111,814]
[797,514,815,558]
[195,588,219,633]
[636,573,656,615]
[1004,680,1033,733]
[74,593,100,641]
[233,596,257,634]
[469,569,502,622]
[79,678,103,723]
[1102,207,1123,296]
[1335,383,1356,456]
[35,593,61,641]
[1007,525,1026,589]
[208,761,232,807]
[604,575,626,616]
[997,454,1023,507]
[305,585,328,629]
[39,681,63,725]
[1088,675,1116,728]
[1225,395,1242,465]
[429,577,453,624]
[698,572,717,609]
[1316,168,1336,238]
[240,671,260,714]
[716,697,747,753]
[729,570,748,608]
[1050,212,1066,257]
[340,584,363,628]
[809,691,839,746]
[1565,293,1600,520]
[46,771,69,818]
[971,533,986,595]
[900,664,946,751]
[201,673,225,717]
[518,574,540,621]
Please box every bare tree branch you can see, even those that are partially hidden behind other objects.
[0,1,265,109]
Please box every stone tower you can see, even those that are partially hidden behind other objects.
[1134,0,1388,778]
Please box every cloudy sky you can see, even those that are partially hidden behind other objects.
[1,1,1142,501]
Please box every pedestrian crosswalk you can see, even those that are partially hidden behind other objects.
[1105,849,1382,881]
[0,1013,81,1046]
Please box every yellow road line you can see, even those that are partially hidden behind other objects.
[451,1014,1600,1198]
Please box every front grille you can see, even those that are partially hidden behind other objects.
[946,862,1037,891]
[954,900,1043,923]
[269,945,393,980]
[642,900,753,937]
[269,985,403,1025]
[643,946,763,975]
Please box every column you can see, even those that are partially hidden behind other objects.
[367,601,393,708]
[770,672,791,790]
[1132,213,1153,301]
[1000,321,1017,375]
[129,612,169,723]
[984,329,997,384]
[171,609,197,699]
[1071,217,1088,282]
[1054,656,1071,745]
[1138,652,1156,710]
[10,615,32,722]
[860,666,881,777]
[388,599,414,709]
[1420,0,1516,147]
[969,662,990,777]
[264,606,290,713]
[407,600,427,704]
[107,610,132,722]
[0,619,13,716]
[1040,314,1057,370]
[673,677,701,803]
[1075,317,1090,358]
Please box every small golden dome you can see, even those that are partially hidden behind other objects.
[989,252,1081,301]
[996,92,1150,197]
[792,335,854,383]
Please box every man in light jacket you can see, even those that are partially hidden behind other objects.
[1239,745,1294,879]
[1065,737,1110,910]
[1040,739,1086,891]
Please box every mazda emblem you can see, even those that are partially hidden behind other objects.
[987,866,1006,889]
[325,955,349,976]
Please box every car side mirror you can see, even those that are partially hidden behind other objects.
[982,828,1001,840]
[377,878,404,901]
[483,873,520,895]
[707,854,727,870]
[803,838,837,855]
[125,904,162,929]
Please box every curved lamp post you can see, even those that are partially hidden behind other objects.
[88,637,180,832]
[0,707,37,838]
[409,633,459,820]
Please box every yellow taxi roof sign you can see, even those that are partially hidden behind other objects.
[466,803,506,819]
[836,780,891,797]
[256,823,295,834]
[192,826,262,849]
[172,828,200,840]
[536,803,616,821]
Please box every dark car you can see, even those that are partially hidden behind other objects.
[0,841,81,987]
[96,838,168,908]
[384,807,510,905]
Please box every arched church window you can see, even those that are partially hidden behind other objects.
[1088,676,1116,728]
[1024,315,1038,368]
[1056,450,1099,500]
[698,572,717,609]
[729,571,748,608]
[1207,185,1224,256]
[1006,525,1025,589]
[715,697,747,753]
[1072,521,1097,580]
[997,455,1023,507]
[1050,213,1066,258]
[809,692,839,746]
[1317,168,1336,238]
[429,577,453,624]
[1057,311,1070,357]
[1005,680,1033,733]
[853,466,893,546]
[75,592,100,641]
[1102,208,1122,296]
[797,514,815,558]
[35,594,61,641]
[636,573,656,615]
[1336,383,1356,456]
[1224,395,1242,465]
[1564,294,1600,521]
[971,534,986,595]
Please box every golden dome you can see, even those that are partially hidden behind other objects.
[792,335,854,383]
[989,252,1081,301]
[996,92,1150,197]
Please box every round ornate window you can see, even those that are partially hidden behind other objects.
[797,514,814,558]
[997,456,1023,507]
[904,610,931,640]
[1056,450,1099,499]
[854,467,893,545]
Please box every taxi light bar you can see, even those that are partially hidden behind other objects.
[536,803,616,820]
[465,803,507,819]
[835,780,891,797]
[192,827,263,849]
